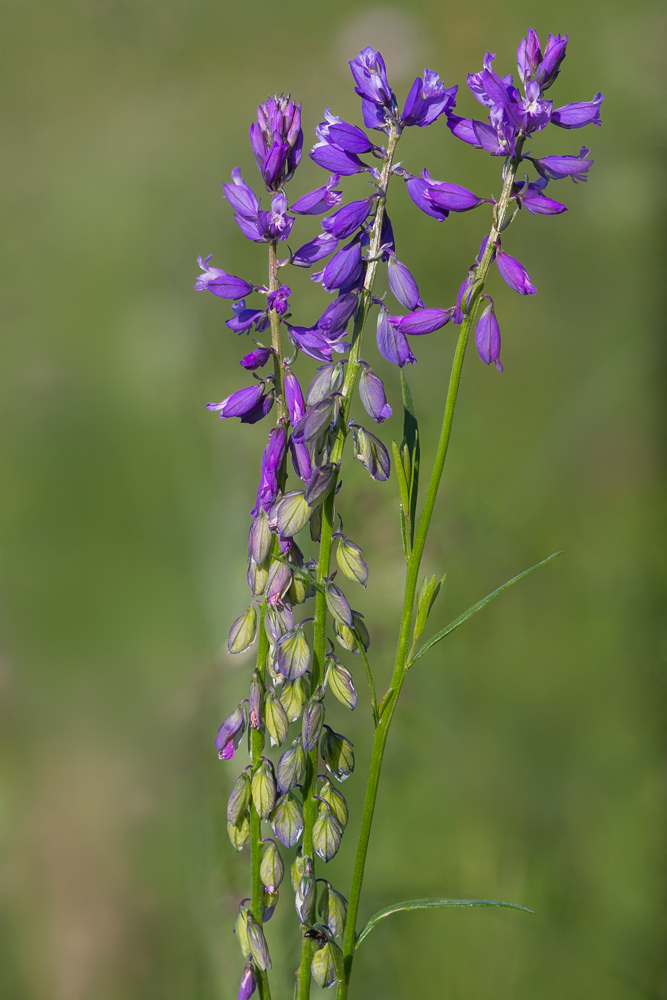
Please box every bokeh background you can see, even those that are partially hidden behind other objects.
[1,1,666,998]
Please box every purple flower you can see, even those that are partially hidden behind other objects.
[358,362,392,422]
[226,301,269,334]
[327,121,375,154]
[527,147,593,182]
[495,247,536,295]
[322,197,376,240]
[291,233,339,268]
[424,181,486,212]
[238,962,256,1000]
[310,112,371,175]
[284,364,306,425]
[306,362,344,406]
[222,168,260,217]
[515,178,567,215]
[288,326,349,363]
[233,212,264,243]
[475,296,503,371]
[402,170,449,221]
[195,255,255,299]
[267,285,291,315]
[290,439,312,483]
[291,175,343,215]
[505,80,553,133]
[207,384,274,424]
[291,396,337,444]
[517,29,568,91]
[467,52,513,109]
[317,239,363,292]
[251,94,303,191]
[376,308,416,367]
[394,307,454,335]
[257,192,295,242]
[387,255,423,310]
[316,293,358,338]
[215,704,247,760]
[349,47,395,107]
[402,69,457,127]
[380,212,395,256]
[240,346,272,370]
[551,93,604,129]
[252,426,287,515]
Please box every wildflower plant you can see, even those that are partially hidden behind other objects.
[197,29,602,1000]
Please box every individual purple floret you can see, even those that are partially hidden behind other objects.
[515,178,567,215]
[291,175,343,215]
[251,94,303,191]
[288,326,350,363]
[376,309,416,368]
[195,255,255,299]
[495,247,536,295]
[207,384,274,424]
[322,197,376,240]
[401,69,457,127]
[327,120,376,154]
[393,307,455,335]
[527,147,593,182]
[222,168,260,217]
[257,193,295,242]
[310,111,372,176]
[314,238,363,292]
[252,427,287,516]
[387,255,423,310]
[238,962,256,1000]
[240,346,272,370]
[475,296,503,371]
[349,46,395,108]
[267,285,291,315]
[316,293,358,338]
[215,703,247,760]
[517,29,568,91]
[284,364,306,426]
[424,181,486,213]
[291,233,339,268]
[400,170,450,221]
[226,300,270,334]
[551,94,603,129]
[358,362,392,422]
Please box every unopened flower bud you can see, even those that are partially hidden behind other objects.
[237,960,256,1000]
[311,941,340,988]
[216,704,248,760]
[266,559,292,606]
[333,619,359,653]
[247,557,269,596]
[248,509,273,565]
[264,687,289,746]
[228,605,258,654]
[227,768,252,824]
[325,581,353,627]
[234,903,251,959]
[275,624,311,680]
[262,889,279,922]
[318,777,348,827]
[318,881,348,939]
[306,362,344,406]
[334,534,369,587]
[251,757,277,819]
[227,811,251,851]
[276,737,307,793]
[265,602,293,643]
[325,656,357,710]
[290,848,307,892]
[248,670,264,729]
[351,610,370,650]
[292,396,337,444]
[260,838,284,893]
[246,913,272,971]
[305,462,338,507]
[351,424,391,481]
[302,687,326,752]
[270,792,304,847]
[287,567,315,606]
[313,802,343,861]
[274,491,312,538]
[279,674,310,722]
[310,504,322,543]
[295,872,316,925]
[320,725,355,782]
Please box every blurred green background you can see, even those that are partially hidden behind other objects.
[1,1,665,998]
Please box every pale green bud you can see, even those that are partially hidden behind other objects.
[318,882,348,940]
[259,839,284,893]
[246,913,272,971]
[318,778,348,828]
[325,581,353,627]
[313,802,343,862]
[280,674,310,722]
[302,687,326,752]
[335,534,369,587]
[269,792,304,848]
[288,568,315,606]
[320,725,355,782]
[227,604,258,654]
[274,491,312,538]
[251,758,277,820]
[247,557,269,596]
[311,942,339,988]
[333,611,369,655]
[290,848,306,892]
[226,768,251,824]
[227,811,250,851]
[295,872,316,925]
[310,504,322,543]
[234,904,251,959]
[276,737,307,793]
[325,656,357,710]
[275,625,311,681]
[264,687,289,746]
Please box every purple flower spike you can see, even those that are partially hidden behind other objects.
[349,47,394,107]
[528,147,593,183]
[222,168,260,217]
[476,298,503,372]
[267,285,291,315]
[358,362,392,423]
[195,256,255,299]
[328,121,375,154]
[376,309,416,368]
[215,704,247,760]
[496,248,536,295]
[320,239,363,292]
[424,182,485,213]
[402,170,449,221]
[551,93,604,129]
[516,178,567,216]
[240,347,272,370]
[238,962,256,1000]
[291,233,339,268]
[322,198,376,240]
[402,70,457,128]
[252,426,286,515]
[395,307,454,335]
[291,175,342,215]
[387,255,423,310]
[284,365,306,425]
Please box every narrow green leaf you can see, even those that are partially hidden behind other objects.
[409,551,562,667]
[356,897,534,947]
[400,372,420,543]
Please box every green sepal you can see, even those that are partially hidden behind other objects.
[356,897,534,948]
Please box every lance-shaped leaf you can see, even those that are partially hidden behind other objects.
[274,491,312,538]
[275,623,311,679]
[356,898,534,947]
[270,792,304,848]
[401,371,420,544]
[409,552,562,666]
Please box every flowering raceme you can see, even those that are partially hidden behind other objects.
[195,28,602,1000]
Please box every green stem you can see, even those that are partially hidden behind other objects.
[249,600,271,1000]
[336,139,526,999]
[296,124,400,1000]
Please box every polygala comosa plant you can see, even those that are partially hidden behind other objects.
[197,29,602,1000]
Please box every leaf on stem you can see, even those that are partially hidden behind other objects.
[409,551,562,667]
[356,897,534,947]
[400,372,420,544]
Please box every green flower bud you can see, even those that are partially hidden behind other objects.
[249,508,272,564]
[313,802,343,862]
[279,674,310,722]
[325,656,357,710]
[276,737,307,793]
[246,913,272,971]
[226,768,251,824]
[227,811,251,851]
[333,611,369,655]
[302,687,326,752]
[234,903,251,959]
[270,792,304,848]
[290,847,306,892]
[311,941,339,988]
[351,610,370,650]
[335,534,369,587]
[248,557,269,596]
[227,604,258,654]
[295,872,316,925]
[264,687,289,746]
[274,491,312,538]
[259,839,284,893]
[275,624,311,680]
[318,882,348,940]
[320,725,355,782]
[251,758,277,820]
[310,504,322,543]
[325,581,353,627]
[318,777,348,828]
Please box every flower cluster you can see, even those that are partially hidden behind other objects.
[196,29,602,999]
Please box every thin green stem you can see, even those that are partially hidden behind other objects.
[337,139,526,1000]
[296,124,400,1000]
[249,600,271,1000]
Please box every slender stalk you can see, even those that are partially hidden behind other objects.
[296,125,400,1000]
[337,138,526,999]
[268,240,286,414]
